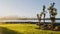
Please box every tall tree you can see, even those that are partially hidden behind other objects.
[48,2,57,30]
[37,5,46,29]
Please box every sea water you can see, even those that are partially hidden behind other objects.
[0,20,60,23]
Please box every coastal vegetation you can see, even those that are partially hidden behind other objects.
[0,24,60,34]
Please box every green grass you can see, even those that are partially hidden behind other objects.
[0,24,60,34]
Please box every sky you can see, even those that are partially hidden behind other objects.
[0,0,60,18]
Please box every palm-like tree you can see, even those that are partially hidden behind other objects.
[48,2,57,30]
[37,5,46,29]
[43,5,46,24]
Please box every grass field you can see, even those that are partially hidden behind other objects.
[0,24,60,34]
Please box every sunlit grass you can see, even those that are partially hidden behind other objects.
[0,24,60,34]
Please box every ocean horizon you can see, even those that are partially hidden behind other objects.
[0,20,60,23]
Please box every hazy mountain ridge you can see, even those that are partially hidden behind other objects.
[0,16,60,20]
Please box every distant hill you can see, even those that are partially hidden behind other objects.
[0,16,60,20]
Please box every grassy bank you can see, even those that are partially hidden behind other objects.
[0,24,60,34]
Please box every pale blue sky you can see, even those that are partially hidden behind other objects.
[0,0,60,18]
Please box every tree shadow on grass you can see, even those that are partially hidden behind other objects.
[0,27,22,34]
